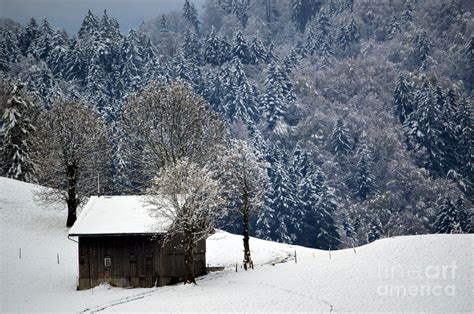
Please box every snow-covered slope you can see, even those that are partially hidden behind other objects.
[1,177,473,312]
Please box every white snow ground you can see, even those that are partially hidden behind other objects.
[1,177,473,313]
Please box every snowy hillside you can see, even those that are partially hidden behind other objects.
[1,177,473,312]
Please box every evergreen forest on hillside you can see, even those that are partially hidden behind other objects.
[1,0,473,249]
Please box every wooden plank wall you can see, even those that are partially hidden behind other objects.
[77,235,206,290]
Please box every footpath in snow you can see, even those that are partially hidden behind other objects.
[1,177,473,312]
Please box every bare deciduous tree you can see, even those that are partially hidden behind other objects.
[147,159,226,284]
[219,139,270,270]
[122,81,227,190]
[125,81,228,283]
[34,98,109,227]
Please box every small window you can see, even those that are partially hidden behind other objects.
[129,253,136,263]
[79,255,86,265]
[104,256,111,267]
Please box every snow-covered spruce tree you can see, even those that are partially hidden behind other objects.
[218,139,270,270]
[266,42,279,64]
[454,197,473,233]
[35,18,54,61]
[434,197,459,234]
[249,36,267,65]
[221,57,260,125]
[393,73,414,124]
[34,98,109,227]
[121,81,226,188]
[354,148,375,201]
[386,16,401,40]
[78,10,99,40]
[203,27,223,65]
[147,159,226,284]
[415,30,432,71]
[231,30,252,64]
[0,81,38,182]
[46,30,69,77]
[329,118,352,157]
[118,29,145,96]
[335,23,350,57]
[451,94,473,193]
[401,2,413,25]
[63,39,86,82]
[183,0,200,34]
[348,17,359,42]
[404,81,446,177]
[261,62,294,131]
[266,148,298,244]
[314,182,341,250]
[182,29,202,65]
[463,36,473,91]
[18,17,40,55]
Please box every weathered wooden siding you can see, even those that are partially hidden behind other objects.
[77,235,206,290]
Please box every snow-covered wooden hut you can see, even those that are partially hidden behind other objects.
[69,196,206,290]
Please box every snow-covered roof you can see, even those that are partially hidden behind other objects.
[68,195,173,236]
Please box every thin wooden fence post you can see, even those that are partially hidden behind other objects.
[329,248,331,260]
[294,250,297,264]
[235,263,238,272]
[19,248,21,259]
[57,253,60,264]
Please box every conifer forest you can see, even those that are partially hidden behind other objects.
[1,0,473,250]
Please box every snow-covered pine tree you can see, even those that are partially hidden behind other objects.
[335,23,350,56]
[78,10,99,40]
[182,29,202,65]
[393,72,414,124]
[329,118,352,157]
[231,30,252,64]
[454,197,473,233]
[262,62,286,130]
[268,148,298,244]
[304,18,319,56]
[348,17,360,42]
[183,0,200,34]
[46,30,68,76]
[452,94,473,193]
[203,27,223,65]
[354,148,375,201]
[118,29,144,97]
[434,197,459,233]
[463,36,473,90]
[266,42,279,64]
[314,182,341,249]
[401,2,414,25]
[0,81,37,182]
[387,16,401,39]
[18,17,40,55]
[249,36,267,65]
[221,57,260,125]
[415,30,432,71]
[404,81,446,176]
[35,18,54,60]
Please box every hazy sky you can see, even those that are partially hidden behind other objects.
[0,0,205,34]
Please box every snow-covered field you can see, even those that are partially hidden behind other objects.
[1,177,473,312]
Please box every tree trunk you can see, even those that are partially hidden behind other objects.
[242,189,252,270]
[184,231,196,284]
[66,164,78,228]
